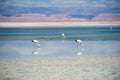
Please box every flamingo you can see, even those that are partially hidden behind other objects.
[32,40,40,48]
[60,33,65,39]
[75,40,84,47]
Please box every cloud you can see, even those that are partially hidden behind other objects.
[0,0,50,7]
[0,0,119,8]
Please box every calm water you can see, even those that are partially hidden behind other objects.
[0,26,120,58]
[0,27,120,40]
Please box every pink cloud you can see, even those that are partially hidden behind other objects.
[92,14,120,21]
[0,14,88,22]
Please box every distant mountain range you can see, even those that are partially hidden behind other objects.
[0,6,120,22]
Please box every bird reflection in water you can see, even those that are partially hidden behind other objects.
[75,47,84,55]
[32,47,40,55]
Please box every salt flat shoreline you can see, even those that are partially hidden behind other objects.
[0,56,120,80]
[0,22,120,27]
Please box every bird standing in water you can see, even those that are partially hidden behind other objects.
[32,40,40,48]
[75,40,84,47]
[60,33,65,39]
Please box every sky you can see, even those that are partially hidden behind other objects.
[0,0,120,22]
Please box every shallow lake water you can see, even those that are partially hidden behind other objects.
[0,40,119,58]
[0,27,120,80]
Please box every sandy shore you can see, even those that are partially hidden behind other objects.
[0,56,120,80]
[0,22,120,27]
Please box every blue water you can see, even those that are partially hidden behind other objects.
[0,26,120,58]
[0,26,120,40]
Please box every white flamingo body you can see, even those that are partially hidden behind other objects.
[32,40,38,43]
[60,33,65,39]
[75,40,84,47]
[32,40,40,48]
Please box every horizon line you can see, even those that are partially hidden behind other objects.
[0,21,120,27]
